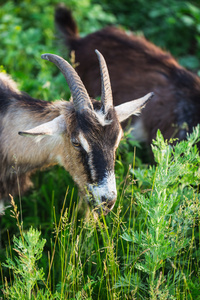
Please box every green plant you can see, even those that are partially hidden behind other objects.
[3,226,49,299]
[120,126,200,298]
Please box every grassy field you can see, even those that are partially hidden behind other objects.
[0,0,200,299]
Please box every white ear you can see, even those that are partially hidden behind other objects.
[115,92,153,123]
[18,115,66,137]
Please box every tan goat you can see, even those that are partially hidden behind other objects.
[0,51,152,214]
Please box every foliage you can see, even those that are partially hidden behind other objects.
[120,126,200,297]
[0,0,115,98]
[96,0,200,71]
[1,127,200,299]
[2,227,49,299]
[0,0,67,100]
[0,0,200,299]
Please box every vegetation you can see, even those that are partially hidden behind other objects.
[0,0,200,299]
[98,0,200,71]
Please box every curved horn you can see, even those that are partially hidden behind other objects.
[41,53,93,112]
[95,49,113,113]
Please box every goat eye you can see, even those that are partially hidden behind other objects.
[73,142,81,147]
[71,138,81,148]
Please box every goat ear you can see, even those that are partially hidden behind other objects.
[115,92,153,123]
[18,115,66,137]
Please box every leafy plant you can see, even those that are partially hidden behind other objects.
[120,126,200,298]
[3,227,49,299]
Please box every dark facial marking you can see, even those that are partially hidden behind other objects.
[91,146,114,182]
[75,108,120,183]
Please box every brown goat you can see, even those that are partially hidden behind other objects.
[55,4,200,144]
[0,52,152,214]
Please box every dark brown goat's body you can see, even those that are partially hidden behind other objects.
[55,5,200,143]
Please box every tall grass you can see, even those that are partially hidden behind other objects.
[1,127,200,299]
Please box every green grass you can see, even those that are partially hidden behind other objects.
[0,0,200,299]
[1,127,200,299]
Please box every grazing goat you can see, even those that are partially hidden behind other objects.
[0,51,152,214]
[55,4,200,144]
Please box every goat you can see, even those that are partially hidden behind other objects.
[55,4,200,144]
[0,51,152,215]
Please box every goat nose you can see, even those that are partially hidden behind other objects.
[101,195,116,210]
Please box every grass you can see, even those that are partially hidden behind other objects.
[1,127,200,299]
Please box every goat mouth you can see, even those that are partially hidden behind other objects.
[93,204,113,216]
[86,194,116,215]
[107,201,115,210]
[103,201,116,214]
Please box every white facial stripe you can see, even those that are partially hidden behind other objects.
[78,133,97,181]
[88,152,97,181]
[83,129,122,184]
[78,132,90,152]
[88,172,117,205]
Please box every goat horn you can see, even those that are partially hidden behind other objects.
[41,53,93,112]
[95,50,113,113]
